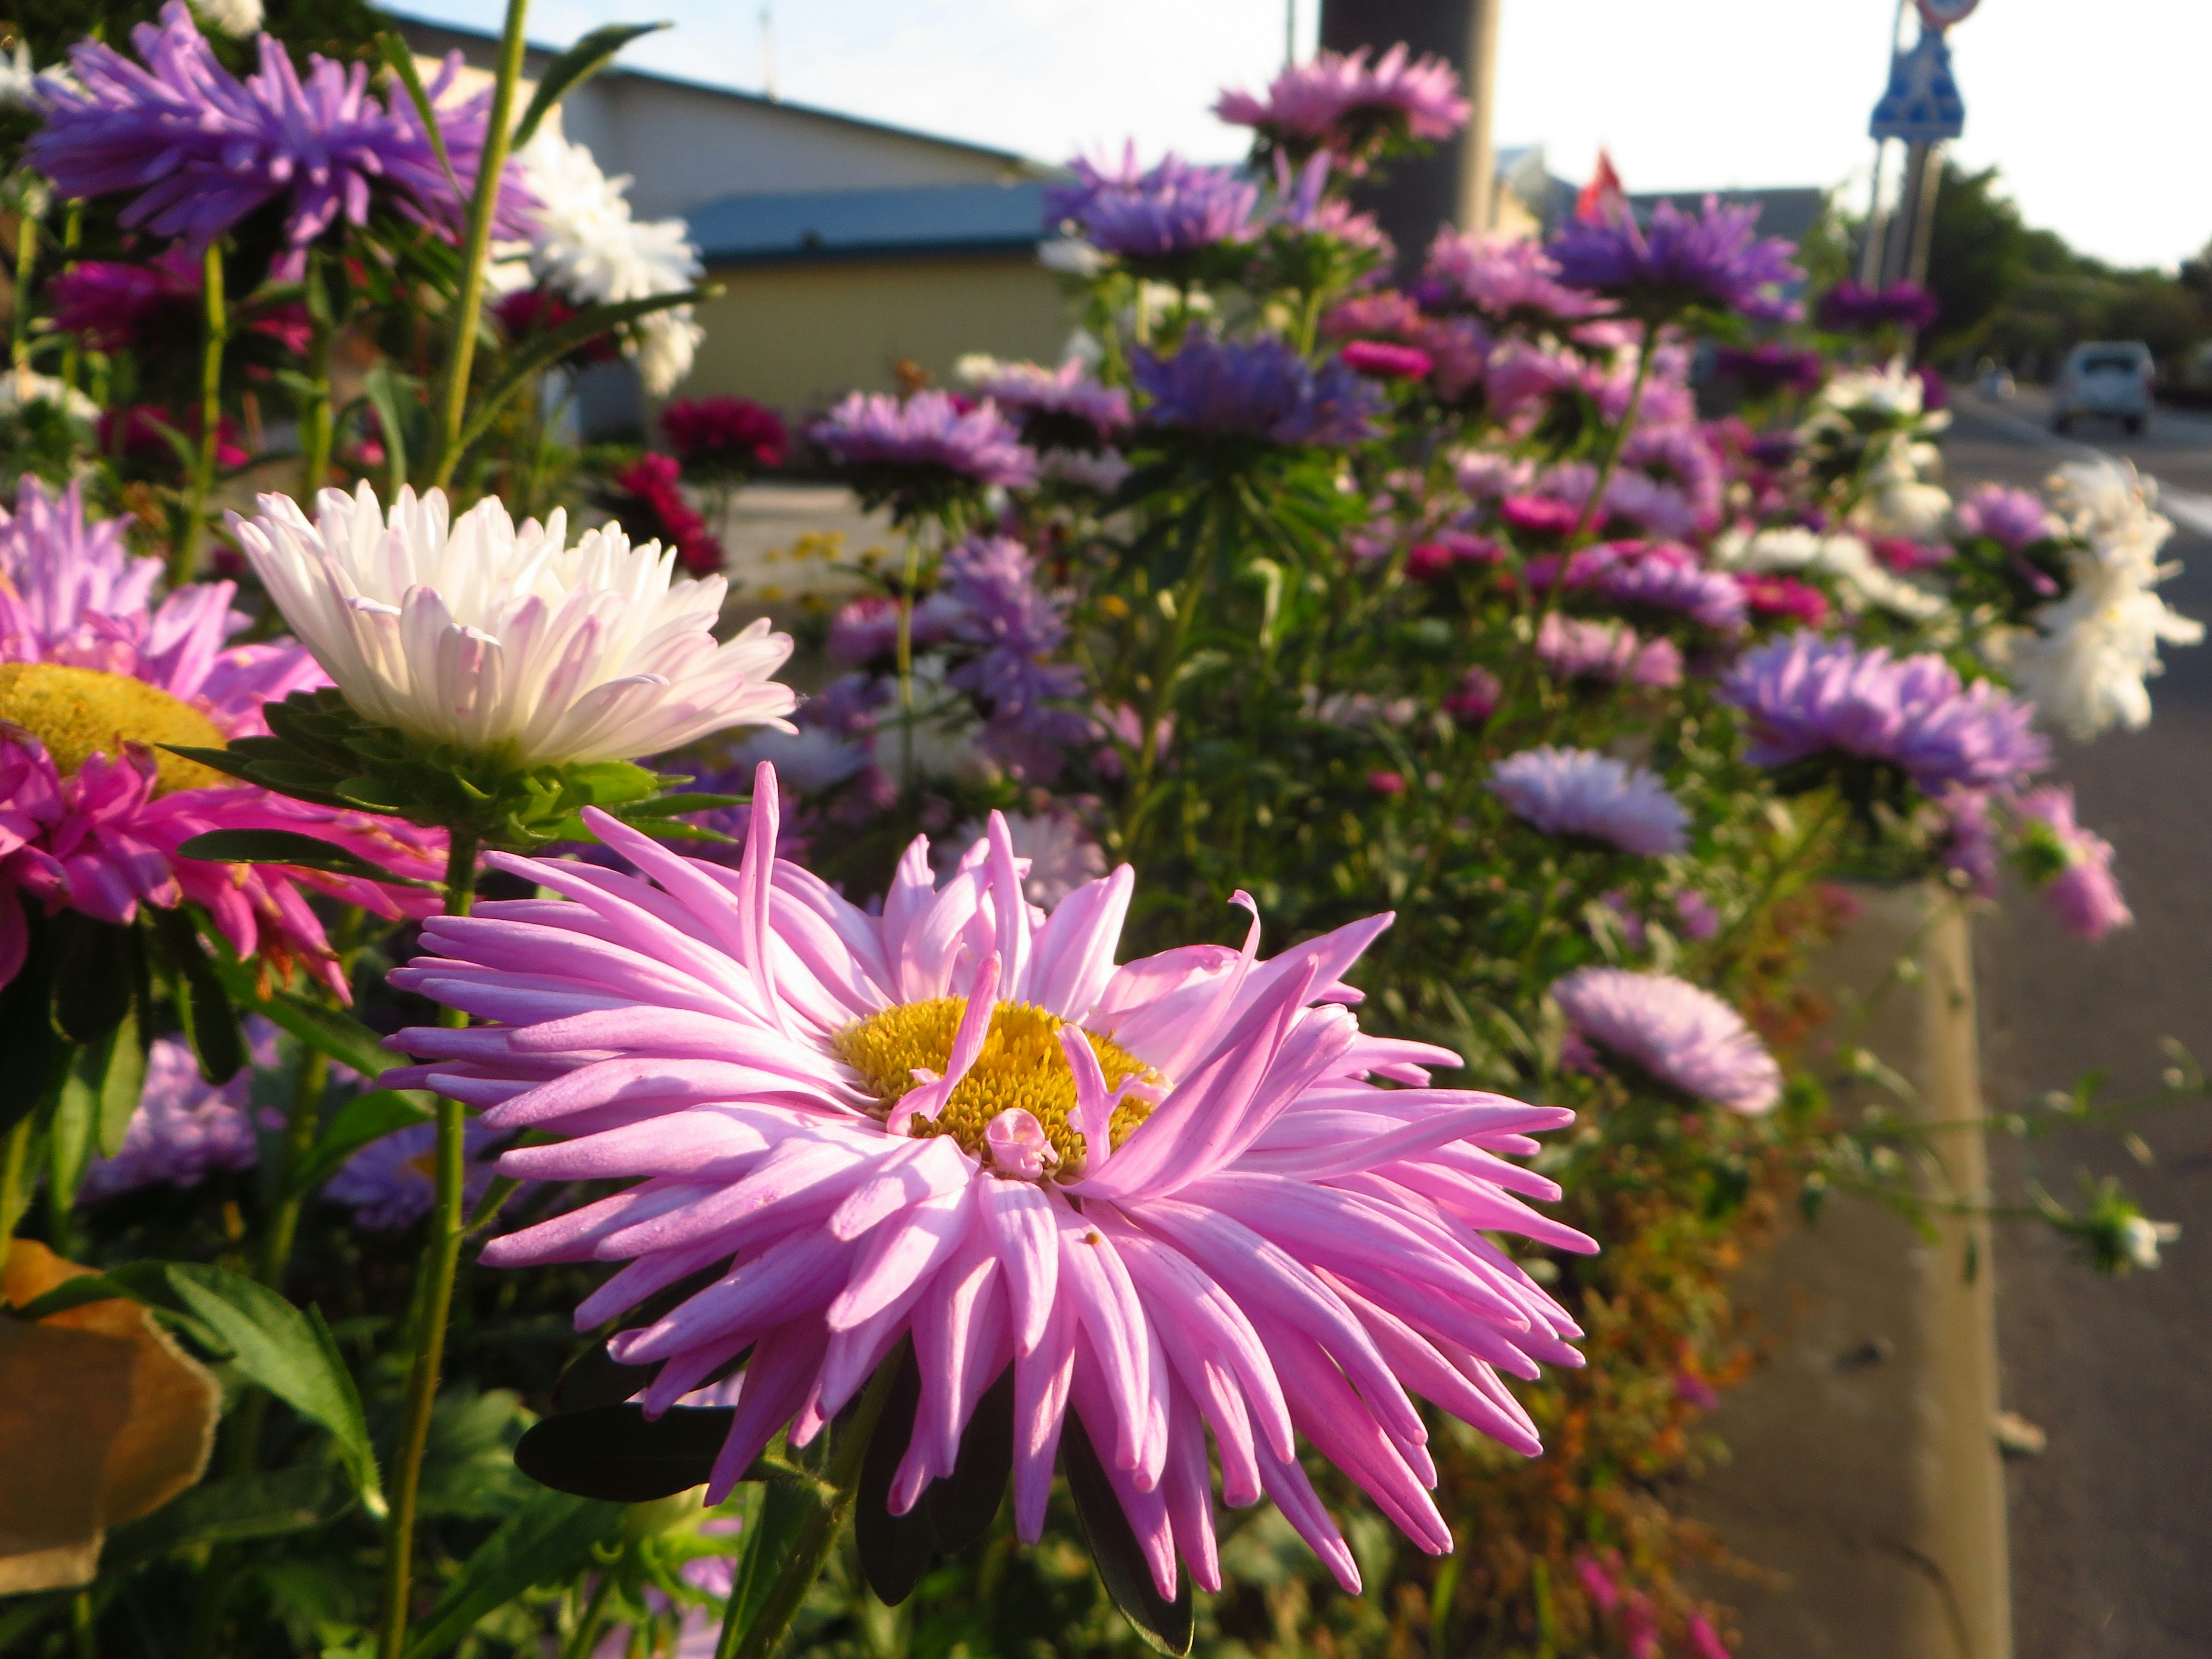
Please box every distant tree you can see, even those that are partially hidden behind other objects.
[1923,161,2031,361]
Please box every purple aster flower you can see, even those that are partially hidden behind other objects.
[1619,425,1726,532]
[1549,198,1802,323]
[826,591,965,669]
[1712,343,1826,397]
[813,391,1038,519]
[1551,967,1782,1115]
[1044,146,1260,265]
[323,1117,503,1231]
[32,2,534,264]
[1490,745,1690,855]
[1215,44,1468,173]
[1816,280,1939,333]
[1131,328,1382,448]
[1417,229,1608,325]
[1529,541,1748,634]
[959,357,1130,452]
[1933,787,2001,899]
[2013,786,2131,940]
[939,535,1090,751]
[79,1023,275,1201]
[1719,632,2049,795]
[1266,151,1393,261]
[1952,483,2058,553]
[1536,613,1682,689]
[1672,888,1721,941]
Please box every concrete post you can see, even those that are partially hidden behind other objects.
[1319,0,1501,264]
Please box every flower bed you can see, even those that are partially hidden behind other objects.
[0,10,2195,1659]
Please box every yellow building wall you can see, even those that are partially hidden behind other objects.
[687,254,1074,413]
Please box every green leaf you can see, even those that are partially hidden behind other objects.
[177,829,437,889]
[163,1264,385,1517]
[550,1339,658,1414]
[5,1271,139,1321]
[286,1088,435,1199]
[375,33,461,199]
[148,908,246,1085]
[160,744,263,787]
[856,1350,1013,1606]
[202,963,393,1081]
[48,1043,100,1217]
[101,1466,347,1571]
[96,1005,148,1160]
[458,286,715,458]
[1062,1414,1192,1656]
[51,914,135,1044]
[361,362,418,498]
[511,22,670,148]
[513,1403,737,1502]
[399,1486,626,1659]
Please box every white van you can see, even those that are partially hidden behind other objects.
[2052,340,2154,435]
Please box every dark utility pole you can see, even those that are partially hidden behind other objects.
[1317,0,1501,265]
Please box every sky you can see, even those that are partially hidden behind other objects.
[398,0,2212,270]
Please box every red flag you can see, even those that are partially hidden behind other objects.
[1577,150,1626,225]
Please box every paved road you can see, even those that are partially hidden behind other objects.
[1942,390,2212,1659]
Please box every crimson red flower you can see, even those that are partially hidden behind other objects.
[661,395,789,479]
[608,452,724,577]
[98,404,249,473]
[491,286,618,366]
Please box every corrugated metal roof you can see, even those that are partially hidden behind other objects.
[690,181,1052,266]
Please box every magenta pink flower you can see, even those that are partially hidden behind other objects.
[0,477,443,993]
[2014,785,2131,940]
[1536,614,1681,690]
[388,763,1592,1598]
[1340,339,1434,381]
[1215,45,1468,172]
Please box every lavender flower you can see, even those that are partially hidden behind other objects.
[2013,786,2132,940]
[80,1028,270,1200]
[1132,328,1382,448]
[1418,229,1608,325]
[1490,745,1690,855]
[1816,280,1939,332]
[33,2,533,263]
[955,356,1130,451]
[323,1118,503,1231]
[1266,151,1393,262]
[1933,787,2001,899]
[813,391,1038,518]
[1549,198,1802,323]
[1552,967,1782,1115]
[1719,632,2048,795]
[940,536,1089,751]
[1952,483,2058,552]
[1530,541,1748,635]
[1043,147,1260,266]
[1215,44,1468,171]
[826,592,965,668]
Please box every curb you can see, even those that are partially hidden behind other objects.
[1685,886,2012,1658]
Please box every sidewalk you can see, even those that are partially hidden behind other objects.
[1687,888,2010,1659]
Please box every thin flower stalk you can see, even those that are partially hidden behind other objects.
[428,0,531,488]
[376,827,481,1659]
[175,242,227,584]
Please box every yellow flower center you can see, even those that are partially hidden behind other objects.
[0,662,230,796]
[834,997,1159,1173]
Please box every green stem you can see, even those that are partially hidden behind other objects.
[255,1046,332,1289]
[298,252,335,499]
[175,242,228,586]
[376,829,482,1659]
[428,0,531,491]
[0,1115,33,1279]
[70,1590,96,1659]
[559,1573,619,1659]
[1703,793,1844,968]
[60,203,81,398]
[11,204,36,376]
[895,531,923,788]
[713,1361,900,1659]
[1119,497,1214,858]
[1567,325,1659,548]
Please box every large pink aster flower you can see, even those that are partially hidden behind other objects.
[388,763,1592,1599]
[0,477,442,990]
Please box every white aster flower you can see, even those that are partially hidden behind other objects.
[2012,554,2203,740]
[509,126,704,395]
[0,366,97,421]
[1717,525,1945,622]
[1810,359,1948,429]
[2120,1214,2180,1271]
[190,0,264,35]
[2046,457,2171,565]
[0,41,36,109]
[232,483,796,768]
